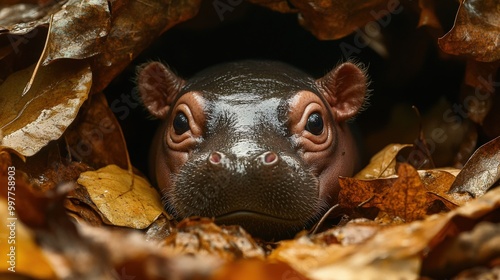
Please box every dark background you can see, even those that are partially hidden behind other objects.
[105,0,465,176]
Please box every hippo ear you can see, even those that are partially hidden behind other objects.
[315,62,368,122]
[138,62,185,119]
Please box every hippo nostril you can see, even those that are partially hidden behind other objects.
[208,152,224,165]
[260,151,279,166]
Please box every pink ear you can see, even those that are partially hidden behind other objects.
[138,62,185,119]
[315,62,368,122]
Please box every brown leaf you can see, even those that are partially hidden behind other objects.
[212,259,310,280]
[418,169,469,209]
[0,2,61,34]
[0,198,55,277]
[354,143,412,179]
[342,163,430,222]
[438,0,500,62]
[449,135,500,197]
[272,186,500,279]
[338,176,397,209]
[312,220,382,246]
[144,214,176,243]
[373,163,428,222]
[247,0,297,13]
[89,0,201,92]
[64,92,130,170]
[77,164,163,229]
[164,218,265,261]
[461,60,499,125]
[42,0,111,65]
[269,0,399,40]
[0,60,91,156]
[422,221,500,278]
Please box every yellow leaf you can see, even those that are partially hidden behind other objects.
[77,164,163,229]
[355,143,412,179]
[0,199,55,278]
[0,60,91,156]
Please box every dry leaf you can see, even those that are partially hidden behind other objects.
[272,186,500,280]
[0,60,91,156]
[64,92,130,170]
[342,164,463,222]
[77,164,163,229]
[42,0,111,65]
[449,135,500,197]
[250,0,399,40]
[212,259,310,280]
[338,176,397,210]
[164,218,265,261]
[354,143,412,179]
[439,0,500,62]
[374,163,428,222]
[0,153,55,278]
[0,198,55,278]
[418,168,471,209]
[422,221,500,278]
[89,0,201,92]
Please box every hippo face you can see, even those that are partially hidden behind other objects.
[138,61,368,240]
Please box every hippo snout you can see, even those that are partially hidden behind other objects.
[168,148,322,239]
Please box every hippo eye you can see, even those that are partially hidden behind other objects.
[173,112,190,135]
[305,112,323,135]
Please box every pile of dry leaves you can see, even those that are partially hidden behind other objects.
[0,0,499,279]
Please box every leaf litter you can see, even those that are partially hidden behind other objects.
[1,0,500,279]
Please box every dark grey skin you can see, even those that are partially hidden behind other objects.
[138,60,368,240]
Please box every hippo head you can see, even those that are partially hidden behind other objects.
[138,60,367,240]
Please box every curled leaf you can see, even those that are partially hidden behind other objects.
[0,60,91,156]
[42,0,111,65]
[355,143,412,179]
[77,164,163,229]
[439,0,500,62]
[449,135,500,197]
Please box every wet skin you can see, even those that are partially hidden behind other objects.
[138,60,368,240]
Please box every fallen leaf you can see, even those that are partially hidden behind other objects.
[374,163,428,222]
[144,214,176,243]
[0,60,91,156]
[272,186,500,280]
[342,164,461,223]
[64,92,130,170]
[77,164,163,229]
[212,259,310,280]
[89,0,201,92]
[338,176,397,210]
[0,2,60,34]
[354,143,412,179]
[0,198,55,278]
[422,221,500,278]
[42,0,111,65]
[164,217,265,261]
[0,154,54,278]
[438,0,500,62]
[418,169,470,209]
[250,0,397,40]
[449,135,500,197]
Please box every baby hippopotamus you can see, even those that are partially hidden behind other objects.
[138,60,368,240]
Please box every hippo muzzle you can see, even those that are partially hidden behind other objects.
[138,60,368,240]
[172,139,321,238]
